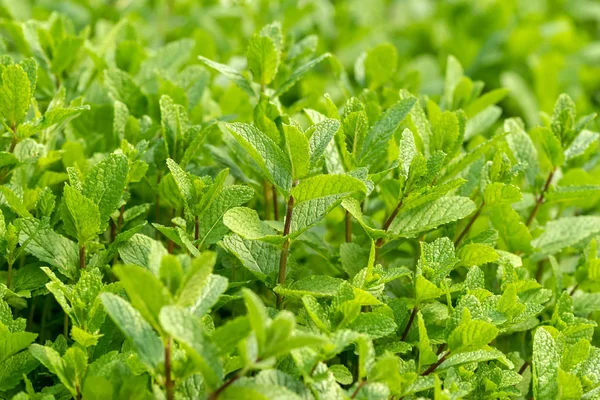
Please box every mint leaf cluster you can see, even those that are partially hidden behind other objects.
[1,1,600,399]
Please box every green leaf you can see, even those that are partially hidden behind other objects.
[198,184,254,247]
[113,264,172,333]
[388,196,476,238]
[225,122,292,194]
[0,186,31,218]
[189,274,229,318]
[558,369,583,400]
[489,204,532,253]
[564,129,599,161]
[505,118,539,186]
[283,124,310,180]
[63,185,101,244]
[457,243,499,267]
[166,158,195,210]
[438,348,514,371]
[448,318,499,353]
[274,53,331,97]
[220,234,279,285]
[247,34,280,86]
[0,331,37,363]
[16,218,79,280]
[363,43,397,90]
[415,275,443,304]
[399,128,418,180]
[357,98,416,165]
[104,68,146,117]
[118,233,167,275]
[483,183,522,205]
[546,185,600,203]
[464,88,509,117]
[307,119,340,168]
[198,56,256,97]
[0,64,30,127]
[532,216,600,255]
[533,327,560,400]
[0,351,38,391]
[82,153,128,226]
[159,306,223,389]
[329,364,353,385]
[177,251,216,308]
[292,174,366,204]
[274,275,345,298]
[242,288,268,350]
[534,127,564,167]
[347,313,397,339]
[551,93,577,146]
[417,312,438,369]
[223,207,281,243]
[301,295,331,332]
[100,293,164,370]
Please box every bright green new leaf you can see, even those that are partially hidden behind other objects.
[292,174,366,204]
[63,185,101,244]
[532,327,560,400]
[0,65,30,128]
[247,34,280,86]
[389,196,476,238]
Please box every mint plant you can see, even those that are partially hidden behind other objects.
[1,1,600,399]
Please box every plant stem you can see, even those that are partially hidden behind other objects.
[155,173,161,239]
[569,283,579,296]
[64,312,69,339]
[401,306,418,341]
[9,124,18,153]
[6,261,12,289]
[110,219,116,243]
[208,373,241,400]
[263,180,271,220]
[345,210,352,243]
[165,337,174,400]
[454,201,485,246]
[436,343,446,355]
[350,380,366,398]
[79,245,86,269]
[422,351,450,375]
[526,168,556,227]
[276,184,296,310]
[194,215,199,242]
[272,184,279,221]
[518,360,530,375]
[375,198,404,256]
[117,204,124,232]
[535,260,544,283]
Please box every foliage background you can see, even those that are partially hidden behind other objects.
[0,0,600,399]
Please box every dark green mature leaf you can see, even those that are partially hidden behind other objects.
[100,293,164,370]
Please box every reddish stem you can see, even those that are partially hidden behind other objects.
[401,306,418,342]
[526,169,556,227]
[345,210,352,243]
[454,201,485,246]
[422,351,450,375]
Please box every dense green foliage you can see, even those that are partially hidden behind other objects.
[1,0,600,399]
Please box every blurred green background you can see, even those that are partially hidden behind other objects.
[1,0,600,126]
